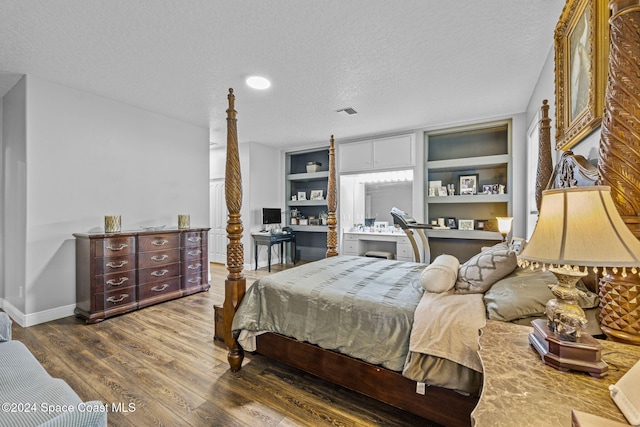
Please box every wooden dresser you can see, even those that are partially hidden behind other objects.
[74,228,210,323]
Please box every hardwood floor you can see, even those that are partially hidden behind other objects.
[11,262,441,427]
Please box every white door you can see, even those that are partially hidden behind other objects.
[210,179,227,264]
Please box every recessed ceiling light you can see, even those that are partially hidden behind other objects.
[246,76,271,90]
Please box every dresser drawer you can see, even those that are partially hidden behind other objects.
[96,270,137,291]
[181,258,204,276]
[344,233,359,242]
[138,248,180,269]
[183,272,206,289]
[138,262,180,284]
[95,236,136,257]
[94,254,136,275]
[183,246,204,261]
[182,231,204,247]
[138,277,181,301]
[138,233,179,252]
[95,287,137,312]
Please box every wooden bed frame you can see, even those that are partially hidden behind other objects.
[217,4,640,421]
[219,88,479,426]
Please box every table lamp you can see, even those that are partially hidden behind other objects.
[518,186,640,377]
[496,217,513,242]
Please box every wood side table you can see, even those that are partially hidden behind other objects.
[472,320,640,426]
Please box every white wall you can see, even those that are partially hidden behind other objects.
[2,76,27,316]
[3,76,209,326]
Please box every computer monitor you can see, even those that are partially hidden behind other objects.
[262,208,281,225]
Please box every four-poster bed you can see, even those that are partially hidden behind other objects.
[216,1,640,422]
[218,90,605,425]
[219,89,478,426]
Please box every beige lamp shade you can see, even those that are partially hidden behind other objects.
[519,186,640,269]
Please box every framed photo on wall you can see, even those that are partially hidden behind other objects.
[554,0,609,150]
[459,174,479,195]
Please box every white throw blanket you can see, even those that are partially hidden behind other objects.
[409,292,486,372]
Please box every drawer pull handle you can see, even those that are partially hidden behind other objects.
[151,255,169,262]
[151,240,169,246]
[151,284,169,292]
[106,277,128,286]
[188,277,201,284]
[187,237,202,243]
[188,250,202,256]
[106,261,128,269]
[106,294,128,304]
[151,269,169,277]
[188,263,201,270]
[106,243,128,251]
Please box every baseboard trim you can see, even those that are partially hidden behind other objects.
[0,299,75,327]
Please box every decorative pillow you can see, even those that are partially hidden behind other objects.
[454,242,517,294]
[420,254,459,293]
[484,267,600,321]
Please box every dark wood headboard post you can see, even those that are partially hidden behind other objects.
[326,135,338,257]
[536,100,553,212]
[597,0,640,345]
[222,88,247,369]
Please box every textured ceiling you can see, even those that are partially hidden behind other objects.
[0,0,565,148]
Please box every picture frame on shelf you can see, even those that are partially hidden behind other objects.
[446,218,457,229]
[482,185,493,195]
[458,219,474,231]
[428,180,442,197]
[438,186,447,197]
[310,189,324,200]
[475,219,488,230]
[297,191,307,200]
[510,237,526,255]
[459,174,479,195]
[554,0,608,150]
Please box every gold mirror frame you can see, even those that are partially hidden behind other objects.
[554,0,609,151]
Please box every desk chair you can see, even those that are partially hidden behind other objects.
[390,209,432,264]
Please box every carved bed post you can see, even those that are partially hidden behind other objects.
[536,100,553,212]
[326,135,338,257]
[597,1,640,344]
[222,88,247,368]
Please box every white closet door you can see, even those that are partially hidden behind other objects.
[209,179,227,264]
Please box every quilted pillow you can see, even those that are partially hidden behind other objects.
[455,242,517,294]
[484,267,599,321]
[420,254,459,293]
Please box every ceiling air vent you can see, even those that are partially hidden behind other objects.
[336,107,358,115]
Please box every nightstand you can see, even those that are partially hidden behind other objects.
[471,320,640,426]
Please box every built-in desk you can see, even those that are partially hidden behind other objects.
[252,231,296,272]
[342,231,414,262]
[472,320,640,426]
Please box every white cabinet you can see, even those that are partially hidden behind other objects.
[395,236,414,262]
[339,134,415,173]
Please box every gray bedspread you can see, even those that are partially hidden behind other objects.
[232,255,425,371]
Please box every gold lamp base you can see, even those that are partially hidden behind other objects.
[529,319,608,378]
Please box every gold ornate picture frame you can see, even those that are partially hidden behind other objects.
[554,0,609,151]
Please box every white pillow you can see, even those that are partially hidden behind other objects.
[420,254,460,293]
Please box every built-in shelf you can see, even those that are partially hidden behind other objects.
[426,194,510,204]
[426,154,510,172]
[427,229,502,240]
[286,147,330,261]
[425,120,511,261]
[287,200,328,207]
[290,225,328,233]
[286,171,330,181]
